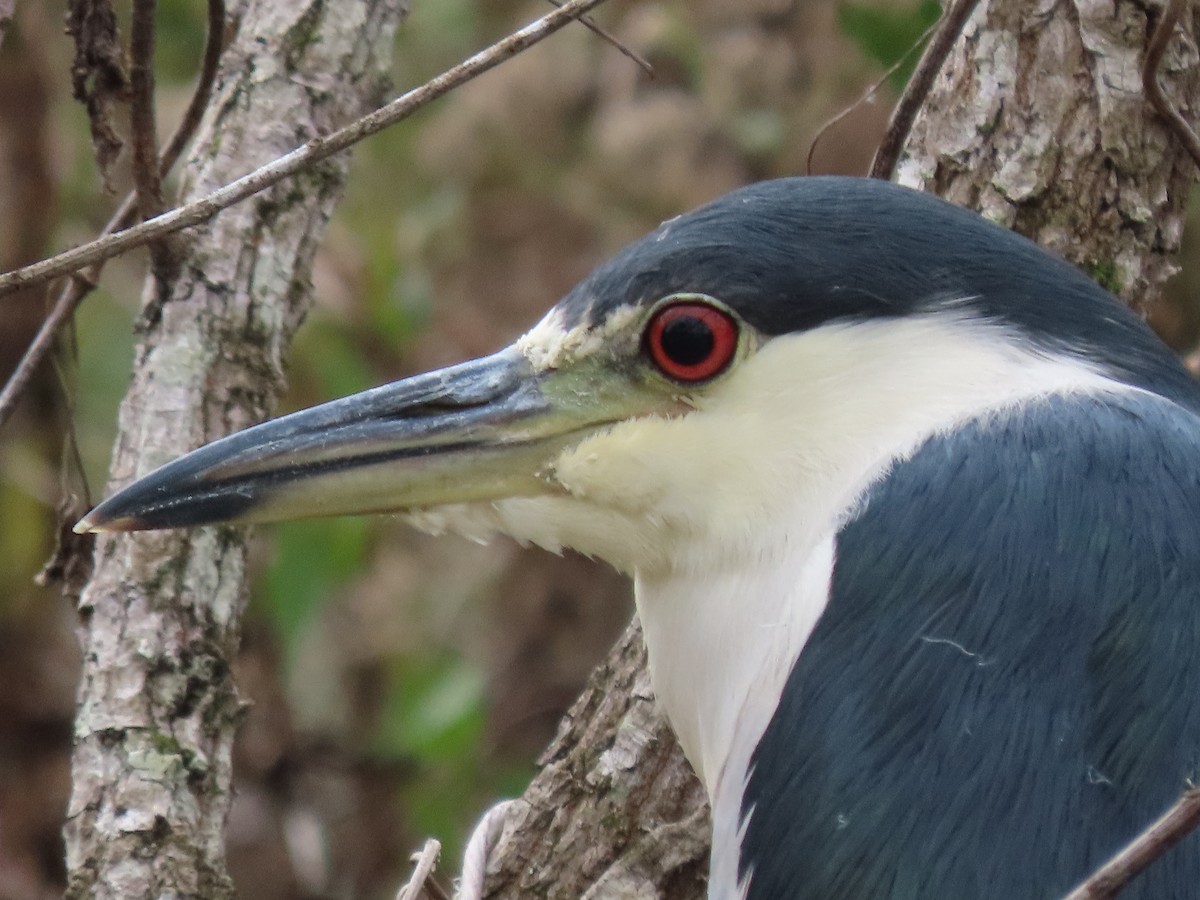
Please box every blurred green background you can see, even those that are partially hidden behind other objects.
[1,1,1196,897]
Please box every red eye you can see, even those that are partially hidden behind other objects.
[645,301,739,383]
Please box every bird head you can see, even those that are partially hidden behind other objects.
[77,177,1185,575]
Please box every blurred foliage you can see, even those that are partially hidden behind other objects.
[373,649,534,845]
[263,518,372,661]
[838,0,942,91]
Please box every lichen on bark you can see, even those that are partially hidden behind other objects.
[65,1,408,897]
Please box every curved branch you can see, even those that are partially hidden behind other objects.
[1062,788,1200,900]
[1142,0,1200,170]
[869,0,981,180]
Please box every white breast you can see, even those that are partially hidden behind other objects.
[637,537,836,900]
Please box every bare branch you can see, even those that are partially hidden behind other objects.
[547,0,653,77]
[0,0,226,433]
[394,839,444,900]
[129,0,164,220]
[130,0,180,283]
[1062,787,1200,900]
[165,0,226,172]
[0,0,611,301]
[869,0,982,180]
[806,14,941,176]
[1142,0,1200,171]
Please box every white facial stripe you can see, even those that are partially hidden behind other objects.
[536,314,1121,573]
[515,303,641,371]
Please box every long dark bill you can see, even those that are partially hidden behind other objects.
[76,348,597,533]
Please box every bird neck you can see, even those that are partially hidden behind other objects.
[635,532,836,900]
[621,317,1134,900]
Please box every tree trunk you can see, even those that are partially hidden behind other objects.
[64,1,406,896]
[479,621,710,898]
[896,0,1200,311]
[479,2,1200,897]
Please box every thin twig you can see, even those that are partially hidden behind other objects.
[166,0,226,172]
[1142,0,1200,171]
[869,0,982,180]
[0,0,610,302]
[130,0,179,281]
[806,14,941,176]
[459,800,520,900]
[1062,787,1200,899]
[0,0,225,432]
[547,0,653,77]
[130,0,164,220]
[394,839,443,900]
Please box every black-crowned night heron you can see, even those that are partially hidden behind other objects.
[79,177,1200,898]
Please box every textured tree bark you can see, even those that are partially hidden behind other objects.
[479,2,1200,897]
[64,1,406,896]
[480,622,710,898]
[897,0,1200,312]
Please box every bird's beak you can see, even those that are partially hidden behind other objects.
[76,347,633,534]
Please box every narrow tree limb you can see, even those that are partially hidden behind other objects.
[0,0,225,433]
[869,0,981,180]
[0,0,610,301]
[1143,0,1200,171]
[129,0,164,221]
[1062,788,1200,900]
[128,0,179,282]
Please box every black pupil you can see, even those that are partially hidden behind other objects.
[660,315,714,366]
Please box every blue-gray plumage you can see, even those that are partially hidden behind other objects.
[743,391,1200,897]
[557,179,1200,413]
[76,176,1200,899]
